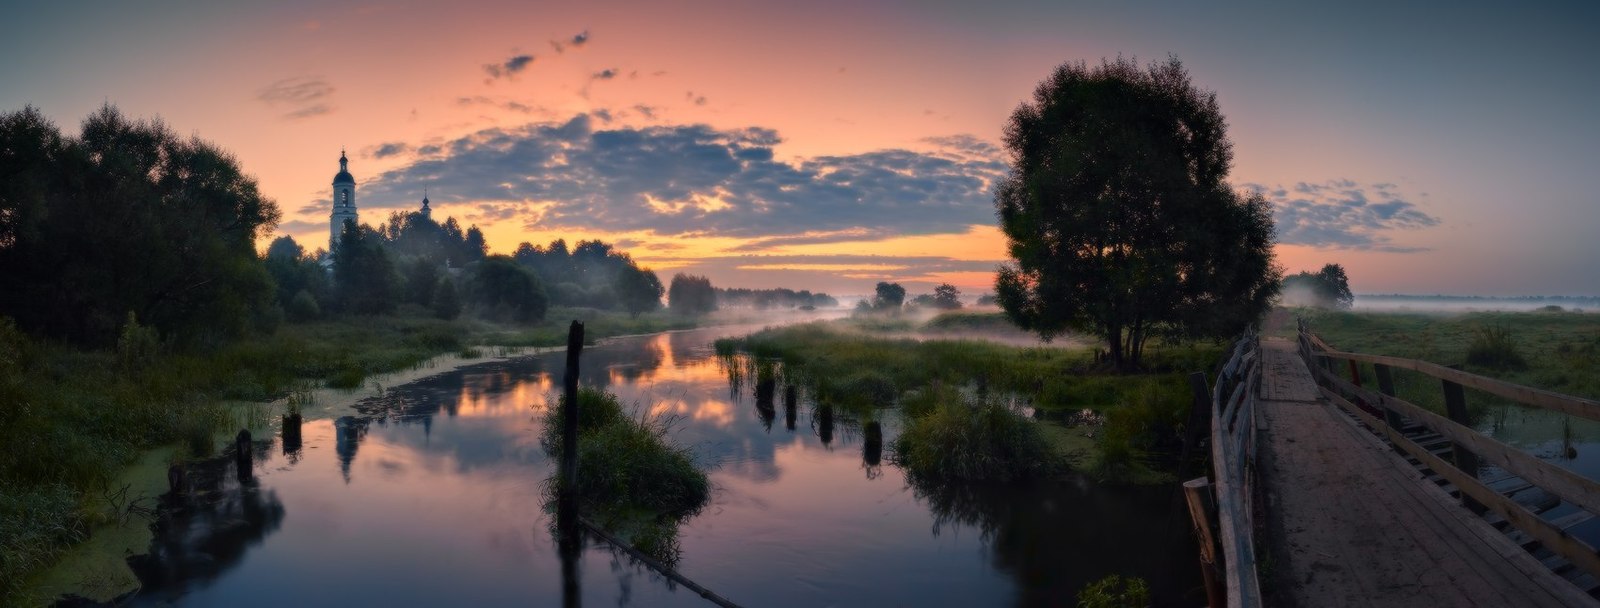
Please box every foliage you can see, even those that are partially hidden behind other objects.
[993,57,1280,370]
[115,313,161,373]
[431,278,461,320]
[873,281,906,311]
[1282,263,1354,309]
[402,257,440,307]
[614,265,665,317]
[541,387,709,521]
[976,294,999,307]
[892,397,1063,483]
[1466,323,1526,370]
[465,255,548,323]
[1076,574,1150,608]
[375,210,486,268]
[332,221,399,315]
[264,236,330,314]
[931,283,963,310]
[667,273,717,316]
[512,239,659,312]
[714,287,838,309]
[287,289,321,321]
[0,105,281,346]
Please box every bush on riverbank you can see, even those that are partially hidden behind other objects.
[541,387,709,563]
[892,395,1062,482]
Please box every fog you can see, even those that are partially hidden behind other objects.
[1352,295,1598,313]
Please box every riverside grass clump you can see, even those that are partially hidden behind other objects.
[891,393,1062,483]
[541,387,709,564]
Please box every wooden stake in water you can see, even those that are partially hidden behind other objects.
[561,321,584,488]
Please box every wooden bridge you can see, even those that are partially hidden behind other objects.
[1185,322,1600,607]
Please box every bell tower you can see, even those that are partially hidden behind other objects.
[329,149,359,249]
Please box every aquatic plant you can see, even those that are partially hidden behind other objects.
[1076,574,1150,608]
[541,387,709,520]
[891,394,1062,483]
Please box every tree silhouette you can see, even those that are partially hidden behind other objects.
[994,57,1280,369]
[873,282,906,311]
[668,273,717,315]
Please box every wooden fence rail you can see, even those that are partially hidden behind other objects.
[1187,328,1263,608]
[1297,319,1600,584]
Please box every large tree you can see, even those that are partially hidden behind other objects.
[668,273,717,316]
[994,57,1280,370]
[1282,263,1354,310]
[0,105,280,345]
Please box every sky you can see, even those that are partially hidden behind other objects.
[3,0,1597,297]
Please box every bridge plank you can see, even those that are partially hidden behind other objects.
[1255,338,1592,607]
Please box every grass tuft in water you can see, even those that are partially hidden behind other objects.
[1076,574,1150,608]
[891,393,1062,483]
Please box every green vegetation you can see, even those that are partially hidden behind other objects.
[994,57,1279,369]
[893,395,1062,483]
[1298,309,1600,417]
[667,273,717,315]
[1281,263,1354,309]
[1076,574,1151,608]
[541,387,709,565]
[717,320,1219,482]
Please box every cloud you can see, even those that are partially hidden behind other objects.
[550,30,589,53]
[686,91,707,106]
[356,114,1007,242]
[276,219,325,234]
[257,76,335,119]
[1244,179,1440,252]
[593,68,617,80]
[369,142,409,159]
[483,54,534,80]
[633,104,657,119]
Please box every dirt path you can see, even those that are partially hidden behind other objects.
[1254,338,1594,607]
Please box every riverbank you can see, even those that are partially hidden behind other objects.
[714,314,1223,483]
[1,307,774,606]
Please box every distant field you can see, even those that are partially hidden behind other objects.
[1294,308,1600,405]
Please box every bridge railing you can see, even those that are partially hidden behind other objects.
[1297,319,1600,582]
[1186,327,1263,608]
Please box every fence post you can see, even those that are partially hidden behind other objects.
[1373,364,1406,451]
[561,321,584,489]
[1441,367,1484,514]
[1183,477,1226,608]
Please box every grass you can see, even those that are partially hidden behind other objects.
[717,319,1221,483]
[540,387,709,566]
[0,307,707,604]
[1297,309,1600,417]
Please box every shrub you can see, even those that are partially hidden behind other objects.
[892,395,1061,483]
[1076,574,1150,608]
[1466,323,1526,370]
[287,289,321,321]
[541,388,707,519]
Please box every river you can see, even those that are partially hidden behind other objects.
[124,324,1203,606]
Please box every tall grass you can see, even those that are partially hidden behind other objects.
[892,395,1062,483]
[540,387,709,565]
[1466,323,1526,370]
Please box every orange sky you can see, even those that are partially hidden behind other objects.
[5,0,1597,296]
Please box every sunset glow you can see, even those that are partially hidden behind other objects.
[5,1,1597,295]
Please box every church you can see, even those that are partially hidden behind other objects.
[326,150,430,251]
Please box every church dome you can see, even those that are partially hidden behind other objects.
[333,151,355,184]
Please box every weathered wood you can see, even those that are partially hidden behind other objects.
[1322,388,1600,584]
[1210,329,1262,608]
[1441,371,1485,514]
[1373,363,1405,432]
[560,321,584,487]
[1321,373,1600,519]
[1184,477,1226,608]
[1314,348,1600,422]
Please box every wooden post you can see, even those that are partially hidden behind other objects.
[561,321,584,489]
[1347,360,1362,388]
[1183,477,1225,608]
[1373,363,1406,449]
[235,429,252,481]
[1442,368,1484,514]
[783,386,797,431]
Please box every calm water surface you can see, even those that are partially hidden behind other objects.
[129,325,1203,606]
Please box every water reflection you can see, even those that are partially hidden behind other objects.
[130,443,286,604]
[125,323,1201,607]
